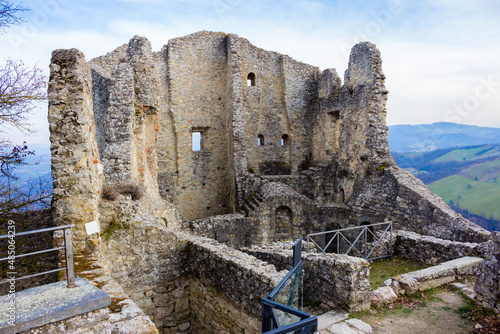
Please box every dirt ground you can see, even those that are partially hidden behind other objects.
[355,290,472,334]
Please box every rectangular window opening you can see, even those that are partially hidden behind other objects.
[192,131,202,151]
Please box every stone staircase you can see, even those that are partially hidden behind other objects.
[241,191,264,217]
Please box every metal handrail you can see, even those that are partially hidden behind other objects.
[0,224,76,288]
[262,298,317,334]
[262,239,318,334]
[268,261,303,301]
[306,221,393,261]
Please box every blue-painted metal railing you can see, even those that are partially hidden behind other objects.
[262,239,318,334]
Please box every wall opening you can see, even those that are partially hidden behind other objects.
[281,134,289,147]
[326,110,340,155]
[247,72,256,87]
[257,134,264,146]
[275,206,293,240]
[361,221,374,243]
[192,131,202,151]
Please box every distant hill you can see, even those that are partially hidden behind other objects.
[11,143,52,184]
[388,122,500,152]
[392,144,500,231]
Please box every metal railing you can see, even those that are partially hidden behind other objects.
[306,221,393,261]
[0,224,76,288]
[262,239,318,334]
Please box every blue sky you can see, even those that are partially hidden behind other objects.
[1,0,500,145]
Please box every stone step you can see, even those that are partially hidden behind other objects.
[386,256,483,295]
[243,204,252,214]
[317,311,373,334]
[247,201,256,210]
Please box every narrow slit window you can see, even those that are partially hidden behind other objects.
[247,72,256,86]
[281,134,289,147]
[192,132,202,151]
[257,134,264,146]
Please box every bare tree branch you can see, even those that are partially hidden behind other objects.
[0,2,52,215]
[0,0,29,32]
[0,172,52,215]
[0,59,47,134]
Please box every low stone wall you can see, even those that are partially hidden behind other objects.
[183,232,285,324]
[98,199,191,334]
[245,244,371,312]
[189,278,260,333]
[385,257,483,296]
[474,232,500,316]
[395,231,481,265]
[186,213,254,248]
[100,201,285,334]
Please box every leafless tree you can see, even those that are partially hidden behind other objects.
[0,59,46,135]
[0,1,50,215]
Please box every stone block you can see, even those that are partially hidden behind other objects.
[328,322,358,334]
[345,319,373,333]
[0,278,110,334]
[397,275,419,295]
[370,286,397,306]
[112,315,159,333]
[316,310,348,330]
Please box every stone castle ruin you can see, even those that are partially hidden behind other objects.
[45,31,498,333]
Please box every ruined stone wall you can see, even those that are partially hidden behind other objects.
[311,69,342,164]
[48,49,103,257]
[97,198,190,333]
[165,32,232,221]
[245,244,371,312]
[396,231,482,265]
[183,232,284,318]
[97,195,287,333]
[88,37,162,193]
[189,279,261,333]
[347,167,491,243]
[186,213,255,248]
[336,42,393,202]
[236,38,319,176]
[475,232,500,316]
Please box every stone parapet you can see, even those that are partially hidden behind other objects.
[395,230,481,265]
[245,244,371,312]
[475,232,500,316]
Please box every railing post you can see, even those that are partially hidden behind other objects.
[364,227,367,259]
[390,221,393,259]
[292,239,302,267]
[262,300,272,332]
[64,228,76,288]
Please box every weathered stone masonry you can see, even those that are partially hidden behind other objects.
[47,31,497,333]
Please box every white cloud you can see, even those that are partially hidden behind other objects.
[2,0,500,145]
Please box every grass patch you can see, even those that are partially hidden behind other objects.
[369,257,430,290]
[350,288,442,320]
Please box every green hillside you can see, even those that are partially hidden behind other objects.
[432,145,500,163]
[459,159,500,182]
[428,175,500,220]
